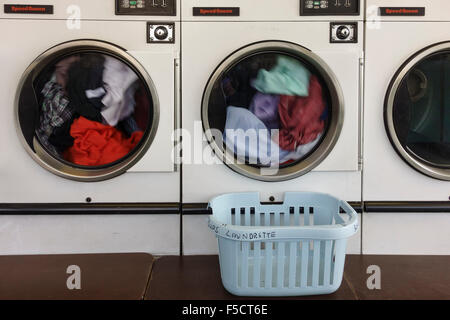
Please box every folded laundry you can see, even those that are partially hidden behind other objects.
[36,79,73,154]
[63,116,143,166]
[101,56,139,127]
[249,92,280,130]
[251,55,311,96]
[223,106,288,165]
[278,75,326,151]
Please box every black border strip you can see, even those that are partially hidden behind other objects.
[365,202,450,213]
[182,202,363,215]
[6,201,449,215]
[0,203,180,215]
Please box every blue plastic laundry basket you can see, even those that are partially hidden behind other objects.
[208,192,359,297]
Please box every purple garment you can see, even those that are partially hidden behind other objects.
[249,93,280,130]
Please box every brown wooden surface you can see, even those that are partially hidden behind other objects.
[0,253,154,300]
[1,253,448,300]
[145,255,450,300]
[145,255,357,300]
[344,255,450,300]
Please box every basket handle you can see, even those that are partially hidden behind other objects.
[339,200,358,220]
[208,212,358,242]
[338,200,359,234]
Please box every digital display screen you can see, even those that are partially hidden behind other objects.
[300,0,360,16]
[116,0,176,16]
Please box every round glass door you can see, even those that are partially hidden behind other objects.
[15,40,159,181]
[385,42,450,180]
[202,41,344,182]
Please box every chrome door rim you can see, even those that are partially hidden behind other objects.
[14,39,160,182]
[385,41,450,181]
[202,41,345,182]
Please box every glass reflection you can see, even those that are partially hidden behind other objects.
[393,52,450,167]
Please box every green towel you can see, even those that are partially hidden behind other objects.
[251,55,311,96]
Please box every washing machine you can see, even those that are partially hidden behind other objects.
[181,0,364,254]
[0,1,181,255]
[363,0,450,254]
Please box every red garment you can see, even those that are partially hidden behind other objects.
[278,76,325,151]
[64,116,143,166]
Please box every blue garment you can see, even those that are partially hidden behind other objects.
[251,55,311,96]
[117,116,140,137]
[278,133,322,164]
[223,106,289,166]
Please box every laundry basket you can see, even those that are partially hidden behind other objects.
[208,192,359,296]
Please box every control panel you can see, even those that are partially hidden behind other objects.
[116,0,176,16]
[300,0,359,16]
[330,22,357,43]
[147,22,175,43]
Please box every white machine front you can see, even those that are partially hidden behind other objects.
[0,0,181,203]
[364,0,450,201]
[362,0,450,255]
[182,0,364,203]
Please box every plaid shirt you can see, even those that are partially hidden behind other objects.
[36,80,73,154]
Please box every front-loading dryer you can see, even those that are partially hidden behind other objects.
[363,0,450,254]
[0,1,181,255]
[181,0,364,255]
